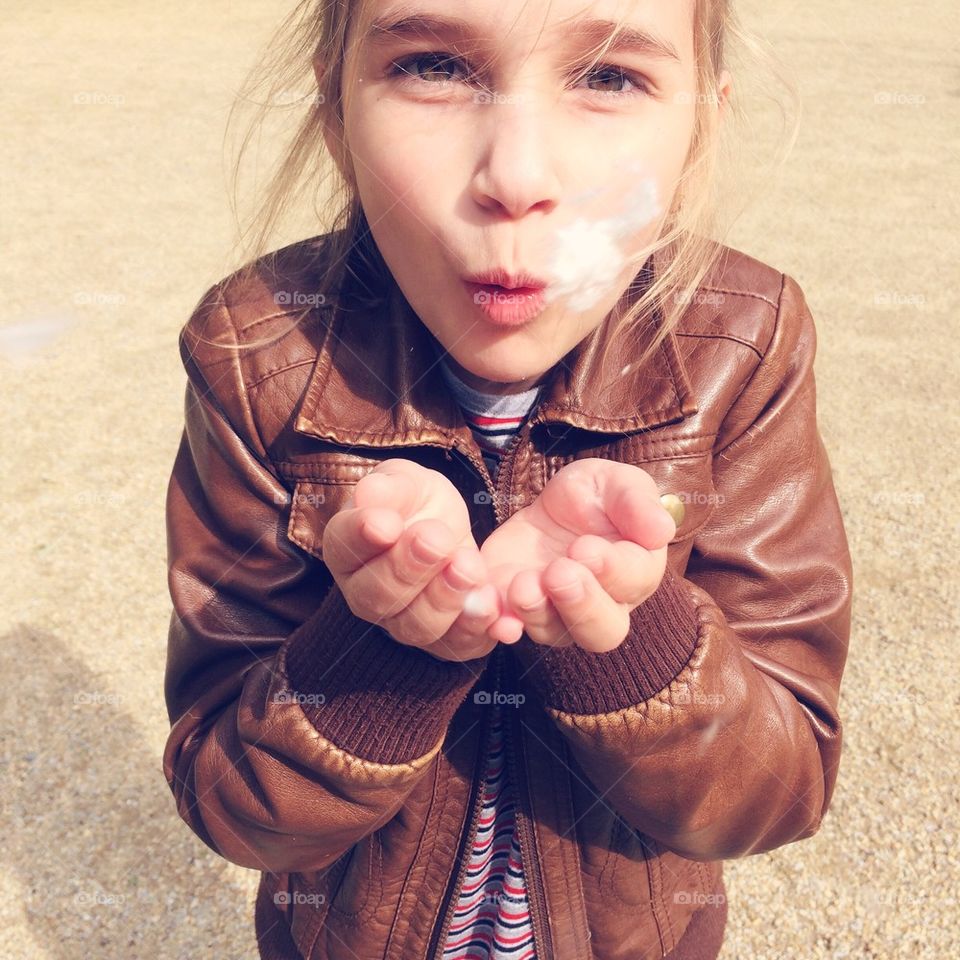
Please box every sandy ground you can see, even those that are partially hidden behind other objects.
[1,1,957,958]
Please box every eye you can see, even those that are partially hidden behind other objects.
[575,63,652,98]
[388,52,472,85]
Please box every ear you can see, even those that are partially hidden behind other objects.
[715,68,733,123]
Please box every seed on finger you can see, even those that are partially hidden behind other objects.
[462,587,492,619]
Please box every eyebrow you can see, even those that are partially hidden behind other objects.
[365,13,682,63]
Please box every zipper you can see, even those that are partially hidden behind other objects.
[425,645,503,958]
[492,419,554,957]
[442,424,554,958]
[504,679,554,959]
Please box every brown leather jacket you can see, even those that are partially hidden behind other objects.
[162,231,853,960]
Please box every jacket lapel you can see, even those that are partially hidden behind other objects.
[293,273,699,450]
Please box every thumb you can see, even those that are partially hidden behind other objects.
[606,481,678,550]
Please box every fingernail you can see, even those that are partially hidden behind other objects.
[443,562,476,590]
[364,518,393,541]
[412,536,446,563]
[518,594,548,611]
[550,578,584,601]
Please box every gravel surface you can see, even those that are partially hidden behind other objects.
[1,2,956,958]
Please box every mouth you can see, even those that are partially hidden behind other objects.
[464,268,548,291]
[463,282,547,327]
[462,269,549,327]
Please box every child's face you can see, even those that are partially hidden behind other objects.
[327,0,729,395]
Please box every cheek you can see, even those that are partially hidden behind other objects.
[348,110,449,230]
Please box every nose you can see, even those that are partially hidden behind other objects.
[468,90,562,220]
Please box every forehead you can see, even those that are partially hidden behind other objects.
[352,0,696,62]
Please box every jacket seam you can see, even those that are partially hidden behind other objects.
[417,742,471,957]
[619,449,714,465]
[697,284,780,309]
[711,271,789,458]
[556,737,592,955]
[213,293,277,472]
[648,836,672,952]
[385,755,446,958]
[674,330,764,360]
[598,815,620,899]
[248,357,317,392]
[542,399,686,427]
[235,307,318,335]
[327,836,384,923]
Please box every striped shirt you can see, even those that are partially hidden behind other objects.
[437,357,544,485]
[437,355,542,960]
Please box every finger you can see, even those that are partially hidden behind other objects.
[381,576,500,656]
[461,588,527,647]
[541,557,631,654]
[416,545,487,617]
[323,504,405,578]
[459,583,500,624]
[601,467,677,549]
[352,460,424,517]
[505,567,576,649]
[420,583,503,659]
[486,612,525,645]
[392,518,459,586]
[567,534,663,606]
[348,517,457,619]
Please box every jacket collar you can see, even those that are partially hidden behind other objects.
[293,272,699,451]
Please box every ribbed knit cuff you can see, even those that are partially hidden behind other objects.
[278,583,490,763]
[512,566,701,713]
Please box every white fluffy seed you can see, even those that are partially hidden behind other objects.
[462,588,489,618]
[543,173,662,312]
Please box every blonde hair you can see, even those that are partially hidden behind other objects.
[209,0,800,387]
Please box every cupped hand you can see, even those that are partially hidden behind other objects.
[479,458,677,653]
[322,458,517,662]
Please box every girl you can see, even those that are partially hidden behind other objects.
[163,1,853,958]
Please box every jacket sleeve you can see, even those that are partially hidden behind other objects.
[162,287,489,874]
[511,273,854,862]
